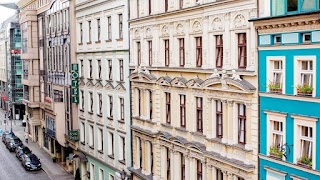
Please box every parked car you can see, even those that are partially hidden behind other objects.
[2,132,15,143]
[6,137,22,152]
[15,145,31,161]
[21,153,41,171]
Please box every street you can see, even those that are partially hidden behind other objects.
[0,112,49,180]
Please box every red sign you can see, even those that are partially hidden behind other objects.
[11,49,21,54]
[2,95,7,101]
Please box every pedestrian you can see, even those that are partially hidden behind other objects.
[25,134,28,143]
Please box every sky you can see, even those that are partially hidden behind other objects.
[0,0,18,24]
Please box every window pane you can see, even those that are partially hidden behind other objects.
[301,0,315,10]
[287,0,298,12]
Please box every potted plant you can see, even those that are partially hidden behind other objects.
[296,84,313,96]
[268,82,282,93]
[52,156,57,163]
[297,156,312,169]
[269,145,283,159]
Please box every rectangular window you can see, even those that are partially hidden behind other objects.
[180,0,183,9]
[181,153,185,180]
[165,0,169,12]
[98,94,102,115]
[90,164,95,179]
[287,0,298,12]
[137,42,141,66]
[97,18,101,41]
[271,60,283,92]
[88,21,91,42]
[89,60,92,78]
[150,142,153,174]
[98,60,102,79]
[196,97,203,132]
[180,94,186,128]
[179,38,185,67]
[81,90,84,109]
[149,90,153,119]
[216,169,223,180]
[216,100,223,138]
[89,92,93,112]
[148,41,152,66]
[98,128,103,151]
[148,0,152,14]
[99,169,104,180]
[300,126,313,160]
[215,35,223,68]
[238,104,246,144]
[121,136,126,161]
[238,33,247,68]
[197,160,202,180]
[107,16,112,40]
[119,14,123,39]
[196,37,202,67]
[166,147,170,179]
[272,121,283,148]
[138,89,141,116]
[138,137,142,168]
[89,125,94,147]
[109,96,113,118]
[165,39,170,66]
[80,60,84,77]
[120,98,124,120]
[80,121,85,143]
[119,59,124,81]
[300,60,313,86]
[80,23,83,43]
[109,132,114,156]
[166,92,171,124]
[108,60,112,80]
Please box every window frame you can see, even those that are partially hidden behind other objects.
[88,20,92,43]
[165,92,171,124]
[164,39,170,67]
[119,59,124,81]
[196,160,202,180]
[179,38,185,67]
[181,153,185,180]
[98,93,102,115]
[109,95,113,118]
[148,41,152,66]
[79,23,83,43]
[215,35,223,68]
[293,56,316,96]
[108,60,112,80]
[118,14,123,39]
[120,97,124,121]
[180,94,186,128]
[196,37,202,67]
[238,33,247,69]
[137,42,141,66]
[216,100,223,138]
[89,60,92,78]
[196,97,203,133]
[107,16,112,40]
[98,59,102,79]
[165,0,169,12]
[238,103,246,144]
[97,18,101,41]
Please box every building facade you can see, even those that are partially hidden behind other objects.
[253,1,320,179]
[76,0,131,179]
[129,0,258,179]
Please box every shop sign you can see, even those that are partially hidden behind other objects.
[71,64,79,104]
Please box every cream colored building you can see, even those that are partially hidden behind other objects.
[129,0,258,179]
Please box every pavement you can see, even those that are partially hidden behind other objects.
[0,110,74,180]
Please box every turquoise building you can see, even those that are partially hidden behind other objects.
[252,1,320,179]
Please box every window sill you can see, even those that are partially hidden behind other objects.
[119,160,126,165]
[161,123,173,128]
[87,41,92,44]
[175,127,187,132]
[96,78,102,81]
[108,154,114,159]
[97,114,103,117]
[80,109,84,112]
[106,79,113,83]
[87,78,93,80]
[95,40,101,44]
[89,145,94,149]
[78,43,83,45]
[191,131,204,137]
[118,119,125,123]
[98,150,104,154]
[105,39,112,42]
[80,142,85,145]
[107,117,114,120]
[88,111,93,115]
[116,80,125,83]
[116,38,123,41]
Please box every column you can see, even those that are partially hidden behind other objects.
[222,100,228,143]
[173,150,181,180]
[160,146,166,179]
[141,139,146,174]
[184,155,191,180]
[227,100,234,144]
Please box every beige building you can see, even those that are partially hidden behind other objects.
[129,0,258,179]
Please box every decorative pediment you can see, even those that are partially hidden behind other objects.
[129,67,157,82]
[79,78,85,86]
[115,83,126,92]
[176,23,184,35]
[134,29,140,39]
[145,27,152,38]
[192,20,202,33]
[85,79,94,86]
[105,82,114,90]
[186,78,204,88]
[157,76,172,86]
[234,14,247,29]
[170,76,187,87]
[212,17,223,31]
[95,80,103,89]
[161,24,169,36]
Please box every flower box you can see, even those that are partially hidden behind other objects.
[296,84,313,96]
[297,156,312,169]
[268,83,282,94]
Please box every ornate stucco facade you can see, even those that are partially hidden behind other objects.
[76,0,131,179]
[129,0,258,180]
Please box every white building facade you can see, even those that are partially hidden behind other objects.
[129,0,259,179]
[76,0,131,179]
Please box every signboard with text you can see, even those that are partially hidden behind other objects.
[71,64,79,104]
[68,130,79,141]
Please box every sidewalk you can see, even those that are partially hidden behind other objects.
[15,130,74,180]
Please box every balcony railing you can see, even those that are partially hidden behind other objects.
[47,129,56,138]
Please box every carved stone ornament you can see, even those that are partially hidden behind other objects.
[212,17,223,30]
[234,14,246,28]
[146,27,152,37]
[176,24,184,35]
[134,29,140,38]
[162,25,169,36]
[192,21,202,33]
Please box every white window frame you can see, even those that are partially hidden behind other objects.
[119,136,125,161]
[90,163,95,180]
[292,115,317,169]
[108,132,114,156]
[97,128,103,151]
[89,124,94,147]
[294,56,316,97]
[80,121,85,143]
[109,174,114,180]
[265,111,286,160]
[266,56,286,93]
[98,168,104,180]
[265,167,286,180]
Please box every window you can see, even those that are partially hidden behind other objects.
[215,35,223,68]
[149,90,153,119]
[300,126,313,161]
[179,38,185,67]
[120,136,126,161]
[89,60,92,78]
[271,60,283,91]
[138,89,141,116]
[90,164,95,180]
[300,60,313,86]
[150,142,153,174]
[108,132,114,157]
[238,104,246,144]
[216,100,223,138]
[165,40,170,66]
[98,128,103,151]
[137,42,141,66]
[109,96,113,118]
[109,174,114,180]
[197,160,202,180]
[216,168,223,180]
[79,23,83,43]
[89,92,93,112]
[98,60,102,79]
[98,94,102,115]
[108,60,112,80]
[80,60,84,77]
[120,98,124,121]
[99,169,104,180]
[88,21,91,43]
[81,90,84,109]
[148,0,152,15]
[181,153,185,180]
[271,121,283,149]
[196,97,203,132]
[166,147,170,180]
[89,125,94,147]
[138,137,142,168]
[119,59,124,81]
[180,95,186,128]
[148,41,152,66]
[238,33,247,68]
[165,0,168,12]
[165,92,171,124]
[97,18,101,41]
[287,0,298,12]
[107,16,112,40]
[80,121,85,143]
[137,0,140,17]
[196,37,202,67]
[119,14,123,39]
[180,0,183,9]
